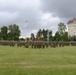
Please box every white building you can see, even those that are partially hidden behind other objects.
[67,18,76,37]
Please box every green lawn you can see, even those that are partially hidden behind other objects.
[0,46,76,75]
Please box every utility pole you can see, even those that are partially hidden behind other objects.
[47,20,50,41]
[47,29,50,41]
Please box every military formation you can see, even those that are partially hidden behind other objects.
[0,40,76,49]
[0,41,29,48]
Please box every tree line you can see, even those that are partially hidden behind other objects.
[0,22,76,41]
[0,24,20,40]
[29,22,76,41]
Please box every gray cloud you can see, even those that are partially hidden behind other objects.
[0,0,42,37]
[0,0,75,38]
[41,0,76,19]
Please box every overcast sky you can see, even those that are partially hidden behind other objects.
[0,0,76,38]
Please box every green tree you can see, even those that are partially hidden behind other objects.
[37,29,42,37]
[36,29,52,41]
[58,22,66,36]
[57,22,67,41]
[36,29,43,41]
[31,33,35,40]
[0,26,8,40]
[54,31,61,41]
[0,32,2,40]
[49,30,52,41]
[8,24,21,40]
[42,29,47,41]
[71,36,76,41]
[62,32,68,41]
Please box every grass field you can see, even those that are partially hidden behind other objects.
[0,46,76,75]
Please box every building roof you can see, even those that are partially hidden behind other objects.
[67,18,76,24]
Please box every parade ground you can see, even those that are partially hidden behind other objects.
[0,46,76,75]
